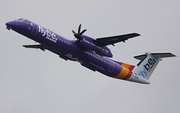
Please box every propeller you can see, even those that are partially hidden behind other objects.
[72,24,87,40]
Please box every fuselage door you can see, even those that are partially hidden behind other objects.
[108,62,115,72]
[30,23,38,35]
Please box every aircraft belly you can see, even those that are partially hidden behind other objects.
[127,74,150,84]
[79,55,122,78]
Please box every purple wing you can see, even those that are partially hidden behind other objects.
[96,33,140,46]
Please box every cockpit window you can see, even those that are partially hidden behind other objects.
[18,18,30,24]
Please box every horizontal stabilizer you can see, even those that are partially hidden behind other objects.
[23,44,45,51]
[134,52,176,60]
[133,52,176,81]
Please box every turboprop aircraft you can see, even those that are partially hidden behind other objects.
[6,18,176,84]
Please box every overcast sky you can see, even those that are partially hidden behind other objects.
[1,0,179,113]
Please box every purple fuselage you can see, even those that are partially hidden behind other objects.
[6,18,134,81]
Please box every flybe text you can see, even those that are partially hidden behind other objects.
[144,58,156,72]
[138,58,156,78]
[38,26,58,43]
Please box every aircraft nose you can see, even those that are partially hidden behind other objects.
[6,21,17,31]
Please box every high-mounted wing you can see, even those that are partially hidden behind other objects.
[23,44,45,51]
[96,33,140,46]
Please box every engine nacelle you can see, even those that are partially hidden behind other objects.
[79,35,113,57]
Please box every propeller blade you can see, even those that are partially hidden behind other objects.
[78,24,81,34]
[80,29,87,36]
[72,24,87,41]
[72,30,76,34]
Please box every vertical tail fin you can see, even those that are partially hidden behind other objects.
[133,52,176,80]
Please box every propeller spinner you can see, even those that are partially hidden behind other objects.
[72,24,87,40]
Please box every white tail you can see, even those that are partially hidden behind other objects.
[133,52,176,80]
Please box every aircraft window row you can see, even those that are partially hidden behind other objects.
[57,37,110,64]
[58,38,72,45]
[17,18,30,24]
[85,51,110,65]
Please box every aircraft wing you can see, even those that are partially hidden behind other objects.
[96,33,140,46]
[23,44,45,51]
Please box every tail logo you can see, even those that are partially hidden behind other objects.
[138,58,156,78]
[144,58,156,72]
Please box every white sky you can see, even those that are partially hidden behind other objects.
[1,0,179,113]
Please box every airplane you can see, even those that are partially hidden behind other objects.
[6,18,176,84]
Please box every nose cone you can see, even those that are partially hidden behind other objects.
[6,21,17,31]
